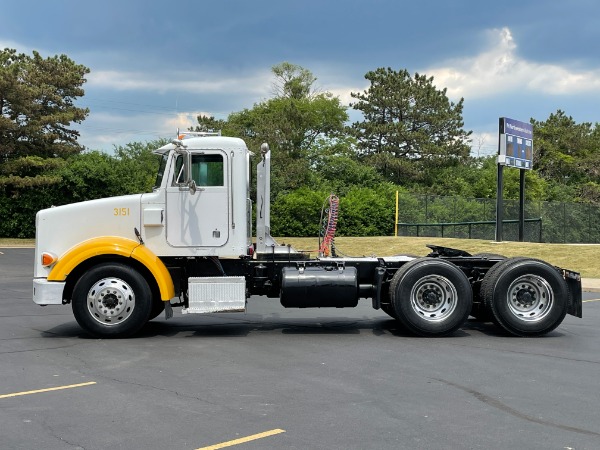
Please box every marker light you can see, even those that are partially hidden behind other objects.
[41,252,58,267]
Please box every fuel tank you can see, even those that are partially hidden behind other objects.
[280,266,358,308]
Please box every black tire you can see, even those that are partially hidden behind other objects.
[480,257,568,336]
[72,263,153,338]
[389,258,473,336]
[381,303,399,319]
[470,254,508,321]
[149,299,165,320]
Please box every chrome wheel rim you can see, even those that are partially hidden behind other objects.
[87,277,135,326]
[506,275,553,322]
[410,275,458,322]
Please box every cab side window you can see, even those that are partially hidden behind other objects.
[192,154,224,186]
[172,154,224,186]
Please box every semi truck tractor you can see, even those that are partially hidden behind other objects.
[32,133,582,338]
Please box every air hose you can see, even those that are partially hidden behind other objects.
[318,194,339,257]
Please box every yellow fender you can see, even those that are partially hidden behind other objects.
[48,237,175,301]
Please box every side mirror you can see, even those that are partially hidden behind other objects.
[175,148,197,194]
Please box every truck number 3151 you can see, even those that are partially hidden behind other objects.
[114,207,130,216]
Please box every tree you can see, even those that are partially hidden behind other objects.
[271,62,317,99]
[0,48,90,160]
[308,136,384,195]
[410,156,549,201]
[227,62,347,156]
[197,62,348,194]
[192,114,226,133]
[532,110,598,182]
[532,110,600,204]
[350,68,471,183]
[0,47,90,215]
[113,139,167,193]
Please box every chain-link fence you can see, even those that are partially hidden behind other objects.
[395,194,600,243]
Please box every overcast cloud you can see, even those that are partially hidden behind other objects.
[2,1,599,155]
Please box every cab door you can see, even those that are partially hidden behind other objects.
[166,150,229,247]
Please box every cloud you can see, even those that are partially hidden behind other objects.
[87,69,272,96]
[79,68,276,151]
[75,110,210,150]
[0,39,23,50]
[427,27,600,99]
[165,112,211,132]
[327,87,355,107]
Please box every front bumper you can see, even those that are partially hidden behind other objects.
[33,278,66,305]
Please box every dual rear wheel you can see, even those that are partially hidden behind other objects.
[387,258,472,337]
[479,257,568,336]
[385,257,569,337]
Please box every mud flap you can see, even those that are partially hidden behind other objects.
[564,270,582,318]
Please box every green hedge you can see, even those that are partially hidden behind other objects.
[270,183,400,237]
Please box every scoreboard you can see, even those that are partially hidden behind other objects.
[498,117,533,170]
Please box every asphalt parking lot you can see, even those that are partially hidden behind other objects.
[2,247,600,450]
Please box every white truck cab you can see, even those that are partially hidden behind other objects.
[33,134,254,330]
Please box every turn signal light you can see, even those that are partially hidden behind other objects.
[41,252,58,267]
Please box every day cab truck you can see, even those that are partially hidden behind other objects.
[32,133,582,338]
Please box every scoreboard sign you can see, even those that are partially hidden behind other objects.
[498,117,533,170]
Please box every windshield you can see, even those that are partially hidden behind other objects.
[153,153,169,189]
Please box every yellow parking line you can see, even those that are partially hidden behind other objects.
[0,381,96,399]
[197,429,286,450]
[583,299,600,303]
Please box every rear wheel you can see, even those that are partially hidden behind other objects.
[380,303,399,319]
[481,257,568,336]
[72,263,153,338]
[389,258,472,336]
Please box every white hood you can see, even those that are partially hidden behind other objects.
[34,194,142,278]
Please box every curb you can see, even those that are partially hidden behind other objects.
[582,279,600,293]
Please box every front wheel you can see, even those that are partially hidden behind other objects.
[149,299,165,320]
[389,258,473,336]
[72,263,153,338]
[480,258,568,336]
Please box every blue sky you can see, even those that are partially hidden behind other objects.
[2,0,599,156]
